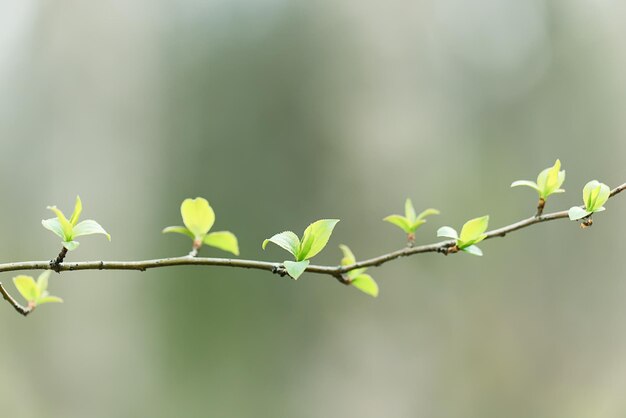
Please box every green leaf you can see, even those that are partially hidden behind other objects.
[73,220,111,241]
[510,180,540,191]
[583,180,610,212]
[283,260,309,280]
[339,244,356,266]
[36,296,63,305]
[63,241,80,251]
[181,197,215,238]
[404,198,417,223]
[339,244,366,278]
[459,215,489,247]
[42,218,65,240]
[203,231,239,255]
[262,231,300,257]
[37,270,51,294]
[13,275,39,302]
[462,245,483,256]
[536,159,565,198]
[383,215,412,233]
[69,195,82,226]
[162,226,194,239]
[416,208,440,221]
[351,274,379,297]
[298,219,340,260]
[568,206,590,221]
[436,226,458,240]
[47,206,73,241]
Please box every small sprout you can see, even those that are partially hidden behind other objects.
[437,215,489,256]
[262,219,339,280]
[383,198,439,243]
[13,271,63,310]
[163,197,239,256]
[511,159,565,213]
[339,244,378,297]
[42,196,110,251]
[568,180,611,223]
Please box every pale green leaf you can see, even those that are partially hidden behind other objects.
[592,182,610,211]
[284,260,309,280]
[410,219,426,231]
[37,270,52,294]
[162,226,194,239]
[181,197,215,238]
[339,244,356,266]
[69,195,82,226]
[351,274,379,297]
[568,206,590,221]
[543,159,563,196]
[298,219,340,260]
[42,218,65,240]
[47,206,73,241]
[13,275,39,302]
[262,231,300,257]
[404,198,417,223]
[462,245,483,256]
[73,220,111,241]
[383,215,412,233]
[510,180,540,191]
[63,241,80,251]
[36,295,63,305]
[416,208,440,221]
[459,216,489,246]
[203,231,239,256]
[436,226,458,240]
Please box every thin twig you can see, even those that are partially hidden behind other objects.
[0,182,623,312]
[0,283,32,316]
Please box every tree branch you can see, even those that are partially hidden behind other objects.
[0,183,624,315]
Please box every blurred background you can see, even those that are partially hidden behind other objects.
[1,0,625,417]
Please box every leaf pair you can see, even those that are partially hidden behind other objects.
[339,244,378,297]
[163,198,239,256]
[13,271,63,309]
[263,219,339,279]
[511,159,565,200]
[568,180,610,220]
[437,215,489,256]
[384,198,439,237]
[42,196,110,251]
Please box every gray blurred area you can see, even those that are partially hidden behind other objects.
[1,1,625,417]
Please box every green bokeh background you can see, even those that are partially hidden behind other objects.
[1,1,625,417]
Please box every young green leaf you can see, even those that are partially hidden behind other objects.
[13,275,39,303]
[283,260,309,280]
[569,180,611,220]
[511,159,565,199]
[263,219,340,263]
[384,199,439,235]
[164,197,239,255]
[42,196,110,251]
[180,197,215,239]
[203,231,240,256]
[459,215,489,247]
[12,271,63,309]
[262,231,300,257]
[339,244,366,278]
[298,219,340,260]
[436,226,458,240]
[437,216,489,256]
[351,274,379,297]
